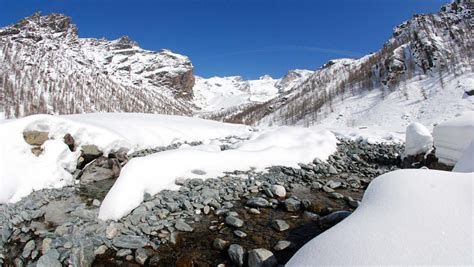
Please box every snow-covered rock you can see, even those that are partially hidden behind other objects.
[287,169,473,266]
[453,139,474,173]
[404,122,433,156]
[98,127,338,220]
[0,113,251,203]
[433,111,474,165]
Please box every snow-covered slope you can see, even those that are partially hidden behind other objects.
[0,13,196,119]
[193,70,312,117]
[224,1,473,128]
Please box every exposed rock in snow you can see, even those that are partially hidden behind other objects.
[287,169,473,266]
[404,122,433,156]
[433,111,474,165]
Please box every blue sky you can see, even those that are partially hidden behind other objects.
[0,0,447,79]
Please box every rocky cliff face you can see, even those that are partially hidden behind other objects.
[0,12,196,118]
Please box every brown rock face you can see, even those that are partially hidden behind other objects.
[172,69,195,99]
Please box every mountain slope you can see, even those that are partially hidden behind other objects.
[0,12,196,118]
[222,1,473,127]
[192,69,312,118]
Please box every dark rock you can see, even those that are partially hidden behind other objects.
[283,197,301,212]
[225,215,244,228]
[228,244,245,267]
[319,210,352,229]
[246,197,269,208]
[213,238,229,250]
[63,133,75,151]
[79,157,121,184]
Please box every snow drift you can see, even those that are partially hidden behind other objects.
[0,113,252,203]
[98,127,338,220]
[287,169,473,266]
[433,111,474,165]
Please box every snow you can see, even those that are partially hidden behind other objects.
[453,140,474,173]
[287,169,473,266]
[0,113,252,203]
[404,122,433,156]
[433,111,474,165]
[98,127,338,221]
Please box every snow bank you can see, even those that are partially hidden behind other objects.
[453,140,474,173]
[433,111,474,165]
[98,127,338,220]
[404,122,433,156]
[0,113,252,203]
[287,169,473,266]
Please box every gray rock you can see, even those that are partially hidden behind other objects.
[41,238,53,254]
[80,157,121,184]
[248,208,261,215]
[36,253,62,267]
[225,215,244,228]
[135,248,148,265]
[14,258,23,267]
[326,180,342,189]
[272,219,290,232]
[234,230,247,238]
[271,185,286,198]
[213,238,229,250]
[175,219,194,232]
[70,239,95,267]
[113,235,148,249]
[149,255,162,265]
[106,225,119,239]
[22,239,36,258]
[273,240,291,251]
[246,197,269,208]
[248,248,277,267]
[228,244,245,267]
[322,185,335,193]
[116,249,132,257]
[94,245,107,255]
[284,198,301,212]
[330,192,344,199]
[328,165,338,175]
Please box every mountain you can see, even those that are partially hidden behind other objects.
[192,69,312,120]
[0,12,196,118]
[220,1,473,127]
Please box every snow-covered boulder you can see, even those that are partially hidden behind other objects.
[452,140,474,173]
[287,169,473,266]
[433,111,474,165]
[404,122,433,156]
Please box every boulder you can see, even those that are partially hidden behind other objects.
[23,131,49,146]
[79,157,121,184]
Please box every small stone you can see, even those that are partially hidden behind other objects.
[225,215,244,228]
[135,248,148,265]
[284,198,301,212]
[326,180,342,189]
[14,258,23,267]
[330,192,344,199]
[94,245,107,255]
[116,249,132,257]
[22,240,36,258]
[126,255,134,261]
[246,197,269,208]
[36,253,61,267]
[328,165,338,175]
[92,199,101,207]
[41,238,52,254]
[23,131,49,146]
[213,238,229,250]
[203,205,211,215]
[272,219,290,232]
[228,244,245,267]
[63,242,73,249]
[271,185,286,198]
[149,255,162,265]
[248,248,277,267]
[322,185,335,193]
[319,211,352,229]
[248,208,261,215]
[106,225,119,239]
[175,219,194,232]
[113,235,148,249]
[234,230,247,238]
[273,240,292,251]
